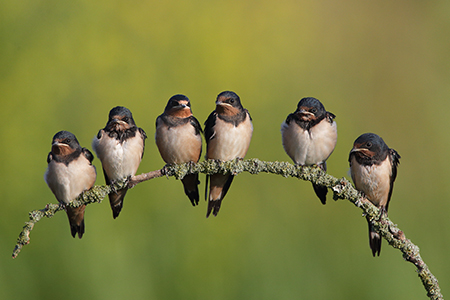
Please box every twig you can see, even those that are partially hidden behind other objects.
[11,159,443,299]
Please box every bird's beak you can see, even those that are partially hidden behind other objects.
[52,141,70,148]
[175,100,190,109]
[112,118,127,125]
[298,109,314,117]
[216,101,232,107]
[350,148,364,154]
[51,141,70,155]
[351,147,374,158]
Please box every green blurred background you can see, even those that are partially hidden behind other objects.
[1,0,449,299]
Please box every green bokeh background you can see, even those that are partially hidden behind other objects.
[1,1,449,299]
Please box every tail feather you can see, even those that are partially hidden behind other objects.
[109,188,128,219]
[206,174,234,217]
[368,219,382,257]
[312,162,328,205]
[181,174,200,206]
[312,183,327,205]
[66,205,86,239]
[204,175,209,202]
[207,199,223,217]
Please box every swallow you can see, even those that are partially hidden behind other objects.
[155,94,203,206]
[281,97,337,204]
[44,131,97,238]
[349,133,400,256]
[92,106,147,219]
[204,91,253,217]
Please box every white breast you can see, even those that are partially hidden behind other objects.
[207,115,253,161]
[350,156,392,207]
[92,130,144,180]
[155,120,202,164]
[281,119,337,165]
[45,157,96,204]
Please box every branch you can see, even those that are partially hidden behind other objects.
[12,159,443,300]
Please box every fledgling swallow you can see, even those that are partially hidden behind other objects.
[349,133,400,256]
[204,91,253,217]
[92,106,147,219]
[281,97,337,204]
[44,131,97,238]
[155,94,203,206]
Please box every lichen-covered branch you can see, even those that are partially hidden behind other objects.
[12,182,125,259]
[12,159,443,300]
[12,203,64,259]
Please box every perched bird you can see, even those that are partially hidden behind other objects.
[349,133,400,256]
[281,97,337,204]
[45,131,97,238]
[92,106,147,219]
[204,91,253,217]
[155,94,203,206]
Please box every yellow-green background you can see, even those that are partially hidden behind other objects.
[1,1,449,299]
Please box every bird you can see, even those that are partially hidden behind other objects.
[44,131,97,238]
[155,94,203,206]
[204,91,253,217]
[92,106,147,219]
[281,97,337,204]
[348,133,400,256]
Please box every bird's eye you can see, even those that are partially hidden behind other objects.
[366,142,372,148]
[65,139,71,144]
[123,117,129,122]
[229,98,235,104]
[310,108,317,114]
